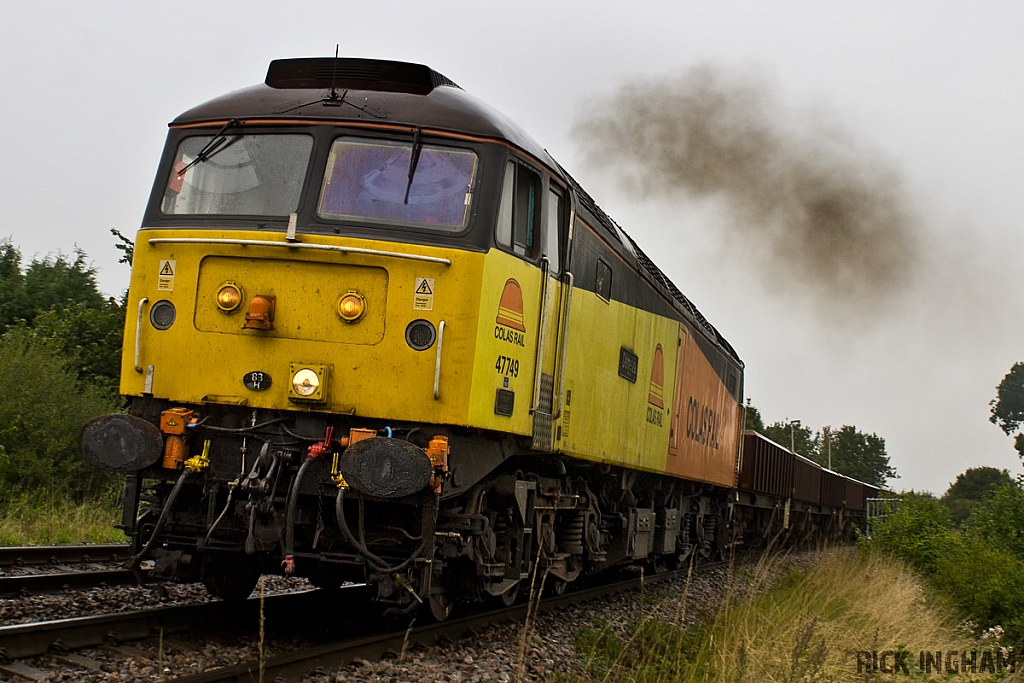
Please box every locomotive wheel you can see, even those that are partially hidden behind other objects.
[429,592,453,621]
[202,553,261,602]
[547,578,567,596]
[499,581,519,606]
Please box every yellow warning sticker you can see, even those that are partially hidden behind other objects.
[158,260,176,291]
[414,277,434,310]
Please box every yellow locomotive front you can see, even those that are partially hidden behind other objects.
[81,58,576,614]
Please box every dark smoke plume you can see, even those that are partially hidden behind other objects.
[574,64,921,312]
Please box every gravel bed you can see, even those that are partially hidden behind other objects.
[0,553,812,682]
[306,555,805,683]
[0,575,312,626]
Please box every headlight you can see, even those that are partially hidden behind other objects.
[288,364,327,403]
[405,319,436,351]
[216,283,243,312]
[337,291,366,322]
[292,368,320,396]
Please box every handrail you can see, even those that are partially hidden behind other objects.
[147,238,451,266]
[433,320,446,400]
[530,257,551,413]
[134,297,149,373]
[551,272,574,420]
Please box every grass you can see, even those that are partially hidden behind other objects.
[565,549,1010,683]
[0,489,126,545]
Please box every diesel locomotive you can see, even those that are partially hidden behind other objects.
[81,57,875,618]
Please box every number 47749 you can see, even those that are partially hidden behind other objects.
[495,355,519,378]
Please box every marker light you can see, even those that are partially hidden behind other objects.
[216,283,243,312]
[337,291,366,322]
[243,295,276,330]
[292,368,320,396]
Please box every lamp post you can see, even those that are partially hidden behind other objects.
[824,426,832,470]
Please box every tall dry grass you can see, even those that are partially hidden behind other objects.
[567,549,1004,683]
[703,549,982,682]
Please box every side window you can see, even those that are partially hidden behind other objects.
[513,165,539,256]
[545,186,563,274]
[596,259,612,302]
[495,162,514,248]
[495,160,541,259]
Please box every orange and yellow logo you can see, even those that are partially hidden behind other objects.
[496,279,526,332]
[648,343,664,408]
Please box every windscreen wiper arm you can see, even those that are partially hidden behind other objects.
[404,128,423,205]
[176,118,241,176]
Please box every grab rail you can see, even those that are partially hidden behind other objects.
[530,257,551,413]
[147,238,451,266]
[134,297,149,373]
[433,320,446,400]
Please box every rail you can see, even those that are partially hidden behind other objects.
[0,544,130,568]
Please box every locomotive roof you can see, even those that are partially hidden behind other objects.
[171,57,557,171]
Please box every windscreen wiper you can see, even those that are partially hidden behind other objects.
[404,128,423,205]
[176,118,241,176]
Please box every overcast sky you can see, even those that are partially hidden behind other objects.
[2,1,1021,493]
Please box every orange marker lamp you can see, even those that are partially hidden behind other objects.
[216,283,243,312]
[337,291,366,322]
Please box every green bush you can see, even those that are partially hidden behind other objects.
[868,491,954,575]
[966,480,1024,558]
[29,300,126,397]
[0,328,119,499]
[934,533,1024,645]
[871,484,1024,647]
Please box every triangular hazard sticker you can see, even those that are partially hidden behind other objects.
[415,279,433,295]
[159,261,175,276]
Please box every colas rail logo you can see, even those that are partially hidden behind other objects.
[495,279,526,347]
[646,343,664,427]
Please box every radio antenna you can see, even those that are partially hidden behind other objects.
[329,44,340,101]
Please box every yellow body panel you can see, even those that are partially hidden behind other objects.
[554,287,680,474]
[466,251,562,436]
[123,229,483,426]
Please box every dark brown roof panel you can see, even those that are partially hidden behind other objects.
[169,58,554,169]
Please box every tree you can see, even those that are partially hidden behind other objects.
[0,242,108,332]
[744,400,764,432]
[19,249,105,326]
[941,467,1015,527]
[990,362,1024,458]
[110,228,134,266]
[763,419,818,459]
[0,242,124,397]
[944,466,1013,503]
[822,425,895,487]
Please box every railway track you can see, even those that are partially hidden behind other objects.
[0,544,138,598]
[0,558,726,681]
[0,569,142,597]
[0,544,130,568]
[167,562,730,683]
[0,550,731,681]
